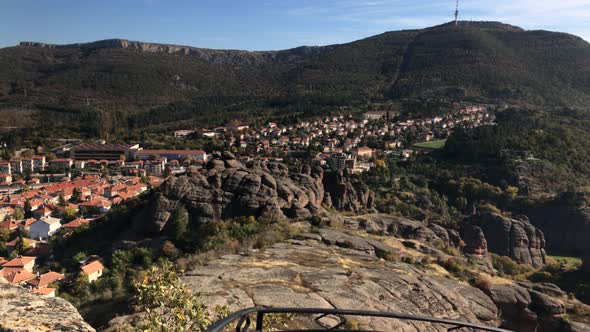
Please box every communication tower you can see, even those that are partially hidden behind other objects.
[454,0,459,25]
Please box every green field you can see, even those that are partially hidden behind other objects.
[549,255,583,268]
[413,139,447,150]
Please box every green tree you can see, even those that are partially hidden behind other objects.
[169,207,189,243]
[0,227,9,242]
[63,208,78,221]
[45,152,57,162]
[70,188,82,203]
[23,200,32,218]
[72,272,90,297]
[15,235,26,254]
[58,194,67,207]
[14,208,25,220]
[133,261,212,332]
[455,196,468,211]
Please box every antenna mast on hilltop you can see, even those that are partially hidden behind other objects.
[454,0,460,25]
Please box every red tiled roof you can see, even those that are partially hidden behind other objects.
[0,219,20,230]
[32,287,56,296]
[1,268,36,284]
[2,256,35,268]
[6,238,36,248]
[81,260,104,275]
[62,218,89,229]
[21,218,36,228]
[27,271,64,288]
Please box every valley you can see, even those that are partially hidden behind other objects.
[0,19,589,332]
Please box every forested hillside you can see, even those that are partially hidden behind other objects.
[1,21,589,136]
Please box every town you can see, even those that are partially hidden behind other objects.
[0,103,494,298]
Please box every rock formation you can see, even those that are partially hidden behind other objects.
[181,230,501,331]
[529,205,590,255]
[322,171,376,213]
[461,223,489,258]
[138,154,375,233]
[343,214,459,246]
[464,213,547,268]
[0,279,95,332]
[19,39,333,66]
[176,227,586,332]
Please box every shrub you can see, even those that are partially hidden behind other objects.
[439,257,465,274]
[133,261,230,332]
[402,240,417,249]
[443,246,460,256]
[472,275,493,292]
[160,241,180,259]
[401,256,416,264]
[528,271,554,283]
[491,254,533,277]
[377,250,399,262]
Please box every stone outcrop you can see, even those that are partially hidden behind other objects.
[19,39,333,66]
[174,228,587,332]
[484,281,590,332]
[343,214,459,246]
[181,230,502,331]
[322,171,375,213]
[528,205,590,275]
[0,279,95,332]
[465,213,547,268]
[529,205,590,257]
[138,154,374,233]
[461,223,489,258]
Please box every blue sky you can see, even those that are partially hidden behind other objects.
[1,0,589,50]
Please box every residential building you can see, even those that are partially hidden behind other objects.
[10,159,23,174]
[70,143,140,161]
[30,217,62,239]
[174,130,195,138]
[2,256,36,272]
[0,161,11,174]
[329,153,355,173]
[26,271,64,289]
[32,156,46,171]
[133,149,207,161]
[49,158,73,169]
[81,260,104,283]
[352,146,374,159]
[21,158,34,173]
[0,268,36,285]
[144,160,164,176]
[6,238,37,252]
[104,183,126,198]
[62,218,90,229]
[32,287,56,297]
[0,174,12,185]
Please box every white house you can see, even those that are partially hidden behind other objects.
[29,217,62,239]
[81,260,105,283]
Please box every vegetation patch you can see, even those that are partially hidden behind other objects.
[413,139,447,150]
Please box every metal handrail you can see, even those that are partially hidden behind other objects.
[205,307,513,332]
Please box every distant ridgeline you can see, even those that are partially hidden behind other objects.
[1,21,589,135]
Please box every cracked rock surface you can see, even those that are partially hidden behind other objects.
[182,230,500,332]
[0,279,95,332]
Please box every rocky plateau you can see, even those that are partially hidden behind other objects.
[0,278,95,332]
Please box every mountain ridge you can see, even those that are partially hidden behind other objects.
[11,21,551,54]
[1,21,590,136]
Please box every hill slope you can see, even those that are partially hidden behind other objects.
[0,21,589,134]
